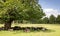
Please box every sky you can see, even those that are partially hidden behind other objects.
[39,0,60,17]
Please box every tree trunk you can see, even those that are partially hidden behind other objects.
[4,18,14,30]
[4,22,11,30]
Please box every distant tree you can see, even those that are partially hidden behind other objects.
[38,19,44,24]
[56,15,60,24]
[0,0,45,30]
[49,15,56,24]
[43,17,49,24]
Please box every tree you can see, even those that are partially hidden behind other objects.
[56,15,60,24]
[0,0,45,30]
[37,19,43,24]
[49,15,56,24]
[43,17,49,24]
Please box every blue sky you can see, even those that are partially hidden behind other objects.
[39,0,60,17]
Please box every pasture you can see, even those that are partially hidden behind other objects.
[0,24,60,36]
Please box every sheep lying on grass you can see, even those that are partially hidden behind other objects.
[0,26,48,32]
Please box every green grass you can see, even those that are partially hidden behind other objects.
[0,24,60,36]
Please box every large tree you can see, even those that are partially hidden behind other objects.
[43,17,49,24]
[56,15,60,24]
[0,0,45,30]
[49,15,56,24]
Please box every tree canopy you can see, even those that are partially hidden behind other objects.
[0,0,45,22]
[49,15,56,24]
[0,0,45,30]
[43,17,49,24]
[56,15,60,24]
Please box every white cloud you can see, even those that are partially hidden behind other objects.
[43,8,60,17]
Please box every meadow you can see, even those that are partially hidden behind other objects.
[0,24,60,36]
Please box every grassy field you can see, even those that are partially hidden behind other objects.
[0,24,60,36]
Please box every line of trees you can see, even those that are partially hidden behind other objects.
[13,15,60,24]
[38,15,60,24]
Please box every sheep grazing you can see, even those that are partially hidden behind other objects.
[24,28,30,32]
[8,29,13,31]
[41,28,48,31]
[37,27,43,30]
[0,27,4,31]
[13,26,21,30]
[31,27,38,31]
[2,26,48,32]
[26,27,30,29]
[0,28,3,31]
[21,27,26,30]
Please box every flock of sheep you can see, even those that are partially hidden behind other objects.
[0,26,48,32]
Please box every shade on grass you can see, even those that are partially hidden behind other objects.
[0,24,60,36]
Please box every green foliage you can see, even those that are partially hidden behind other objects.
[56,15,60,24]
[37,19,43,24]
[0,0,45,23]
[43,17,49,24]
[49,15,56,24]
